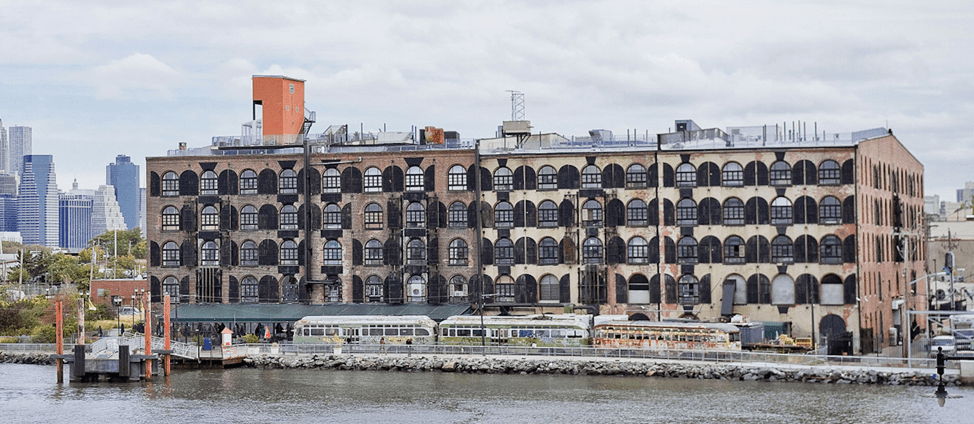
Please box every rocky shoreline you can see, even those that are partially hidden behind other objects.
[244,354,960,387]
[2,350,959,387]
[0,351,56,365]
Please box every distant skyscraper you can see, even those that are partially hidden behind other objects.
[91,185,126,236]
[0,116,7,173]
[0,194,17,233]
[59,180,94,251]
[0,173,18,196]
[8,126,32,177]
[106,154,141,230]
[18,155,58,247]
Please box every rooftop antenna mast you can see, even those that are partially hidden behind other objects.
[508,90,525,121]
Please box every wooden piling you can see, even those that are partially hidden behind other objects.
[55,301,63,383]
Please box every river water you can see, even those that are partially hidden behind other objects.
[1,363,972,423]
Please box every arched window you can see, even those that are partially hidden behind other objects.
[201,205,219,230]
[280,276,299,303]
[449,238,468,266]
[723,197,745,225]
[582,237,603,264]
[363,203,383,230]
[771,235,794,263]
[448,165,467,190]
[365,239,383,266]
[280,204,298,229]
[723,235,745,264]
[448,201,466,228]
[162,206,179,231]
[818,160,841,185]
[162,241,180,267]
[676,198,697,226]
[450,275,467,299]
[676,163,696,187]
[538,165,557,190]
[628,236,649,264]
[820,196,841,224]
[322,168,341,193]
[405,202,425,228]
[820,235,842,264]
[539,237,559,265]
[162,171,179,196]
[407,275,426,302]
[200,170,218,194]
[280,240,298,265]
[240,205,258,230]
[540,274,560,302]
[493,166,513,191]
[201,240,219,266]
[323,240,342,265]
[582,199,602,227]
[820,274,844,305]
[162,276,180,303]
[365,275,384,302]
[726,274,747,305]
[626,163,647,188]
[772,274,795,305]
[678,274,699,305]
[320,203,340,229]
[722,162,743,186]
[495,275,515,302]
[241,276,258,303]
[240,169,257,194]
[627,199,647,226]
[678,236,698,264]
[628,275,650,304]
[770,161,791,186]
[495,238,515,265]
[405,166,424,191]
[494,201,514,228]
[538,200,558,227]
[241,240,258,266]
[364,167,382,192]
[407,238,426,264]
[770,197,793,225]
[581,165,601,188]
[279,169,298,194]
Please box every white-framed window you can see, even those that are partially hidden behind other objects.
[322,168,341,193]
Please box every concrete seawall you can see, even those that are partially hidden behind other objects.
[244,353,961,387]
[3,350,960,387]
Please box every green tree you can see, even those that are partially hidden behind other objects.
[89,228,146,260]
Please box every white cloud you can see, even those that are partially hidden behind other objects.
[91,53,182,100]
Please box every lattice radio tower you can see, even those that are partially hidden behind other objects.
[507,90,525,121]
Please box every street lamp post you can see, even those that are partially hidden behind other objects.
[479,294,497,351]
[112,296,122,334]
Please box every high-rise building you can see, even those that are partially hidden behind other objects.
[59,180,94,251]
[106,154,141,230]
[8,126,32,177]
[17,155,58,247]
[0,194,17,233]
[92,184,126,236]
[0,116,7,173]
[0,173,18,196]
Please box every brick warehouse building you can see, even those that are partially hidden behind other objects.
[145,77,925,355]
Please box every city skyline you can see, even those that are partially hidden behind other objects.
[1,1,972,201]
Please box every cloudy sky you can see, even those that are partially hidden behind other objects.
[1,1,971,200]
